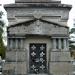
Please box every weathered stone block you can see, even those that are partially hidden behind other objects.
[49,62,72,75]
[6,51,27,62]
[50,51,71,62]
[3,62,27,75]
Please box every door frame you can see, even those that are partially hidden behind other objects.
[29,43,47,74]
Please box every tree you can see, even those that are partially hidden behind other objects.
[0,33,6,59]
[69,28,75,50]
[0,11,3,18]
[0,11,6,59]
[69,27,75,59]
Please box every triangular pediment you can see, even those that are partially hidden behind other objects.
[8,19,68,28]
[8,19,68,37]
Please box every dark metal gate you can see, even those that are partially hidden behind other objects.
[29,43,47,74]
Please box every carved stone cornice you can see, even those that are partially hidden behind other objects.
[4,3,72,10]
[15,0,61,3]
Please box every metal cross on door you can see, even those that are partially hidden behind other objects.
[29,43,47,74]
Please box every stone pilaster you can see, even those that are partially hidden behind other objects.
[16,39,18,49]
[66,39,69,50]
[58,38,61,49]
[63,39,67,50]
[7,39,10,49]
[10,39,13,49]
[21,39,23,49]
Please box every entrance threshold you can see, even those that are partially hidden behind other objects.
[28,74,48,75]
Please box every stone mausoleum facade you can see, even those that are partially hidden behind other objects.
[4,0,72,75]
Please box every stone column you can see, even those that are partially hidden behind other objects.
[58,38,61,49]
[10,39,13,49]
[16,39,18,49]
[7,38,9,49]
[66,39,69,50]
[21,39,23,49]
[63,39,67,50]
[53,38,56,49]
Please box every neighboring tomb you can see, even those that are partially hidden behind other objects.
[4,0,72,75]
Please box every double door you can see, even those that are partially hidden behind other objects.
[29,43,47,74]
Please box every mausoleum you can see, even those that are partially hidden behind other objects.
[4,0,72,75]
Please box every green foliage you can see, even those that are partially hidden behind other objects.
[0,11,6,59]
[0,11,3,18]
[70,28,75,34]
[69,27,75,58]
[0,34,6,59]
[69,28,75,50]
[0,20,4,27]
[69,45,75,50]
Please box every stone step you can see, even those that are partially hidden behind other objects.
[28,74,48,75]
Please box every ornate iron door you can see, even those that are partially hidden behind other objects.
[29,43,47,74]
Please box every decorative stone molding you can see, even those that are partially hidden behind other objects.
[33,10,43,19]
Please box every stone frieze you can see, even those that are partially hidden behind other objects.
[8,19,68,36]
